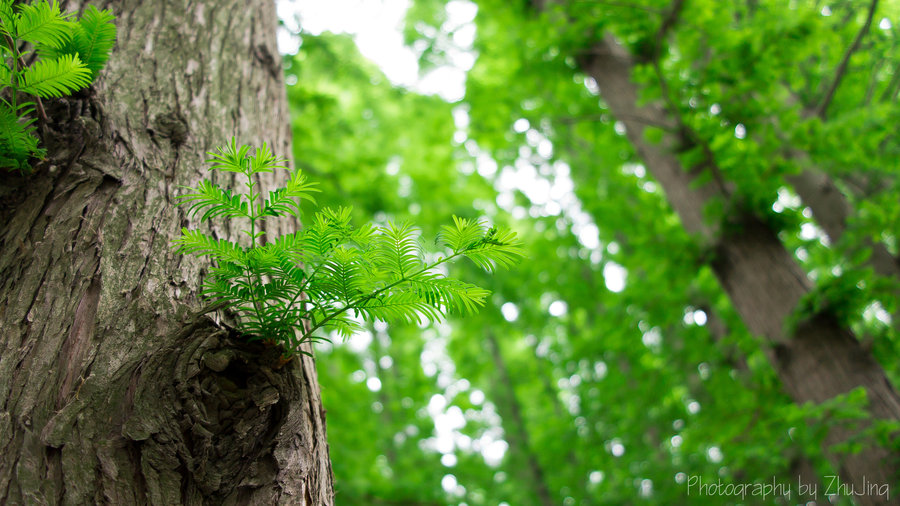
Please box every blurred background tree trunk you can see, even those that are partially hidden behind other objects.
[0,0,334,503]
[574,24,898,506]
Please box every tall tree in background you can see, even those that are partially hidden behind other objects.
[559,1,900,494]
[0,1,333,503]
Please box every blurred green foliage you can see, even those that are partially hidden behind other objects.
[282,0,900,502]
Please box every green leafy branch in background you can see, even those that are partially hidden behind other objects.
[0,0,116,172]
[175,139,524,357]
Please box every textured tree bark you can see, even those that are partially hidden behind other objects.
[0,1,334,504]
[577,36,899,504]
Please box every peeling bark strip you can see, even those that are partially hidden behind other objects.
[576,34,899,503]
[0,1,333,504]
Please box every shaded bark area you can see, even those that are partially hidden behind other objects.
[576,34,899,503]
[0,0,333,504]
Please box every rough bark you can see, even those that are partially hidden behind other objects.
[577,35,899,504]
[0,1,334,504]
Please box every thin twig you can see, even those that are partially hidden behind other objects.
[879,61,900,102]
[815,0,879,119]
[554,112,676,130]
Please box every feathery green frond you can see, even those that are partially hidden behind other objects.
[176,140,523,357]
[206,138,252,173]
[356,291,445,325]
[461,225,526,272]
[262,167,319,217]
[0,1,14,33]
[248,142,287,174]
[15,0,71,48]
[1,1,115,172]
[406,275,490,314]
[177,180,250,222]
[0,104,42,169]
[374,221,424,278]
[68,6,115,76]
[19,52,91,98]
[172,229,247,265]
[439,215,486,252]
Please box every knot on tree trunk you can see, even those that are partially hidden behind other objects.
[40,318,318,504]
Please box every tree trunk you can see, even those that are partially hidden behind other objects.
[576,35,899,503]
[786,167,900,281]
[485,333,555,506]
[0,1,334,504]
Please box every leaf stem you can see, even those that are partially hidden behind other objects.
[300,248,469,341]
[242,164,268,339]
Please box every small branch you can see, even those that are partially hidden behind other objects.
[300,249,469,341]
[2,33,48,125]
[645,0,730,196]
[569,0,665,16]
[656,0,685,45]
[815,0,879,119]
[554,112,677,130]
[879,62,900,103]
[863,57,884,105]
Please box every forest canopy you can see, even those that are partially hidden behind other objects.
[281,0,900,504]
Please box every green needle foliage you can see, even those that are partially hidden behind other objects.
[175,139,524,357]
[0,0,116,172]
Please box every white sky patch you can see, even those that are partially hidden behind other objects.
[501,302,519,322]
[642,327,661,350]
[441,474,458,492]
[864,301,892,326]
[441,453,458,467]
[687,400,701,414]
[280,0,418,84]
[594,361,607,380]
[482,438,509,466]
[549,300,568,317]
[418,329,509,468]
[603,262,627,292]
[640,479,653,498]
[278,0,476,101]
[772,186,801,213]
[683,308,707,326]
[347,329,373,352]
[694,309,707,326]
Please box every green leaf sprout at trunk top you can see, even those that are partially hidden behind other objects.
[175,139,524,357]
[0,0,116,172]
